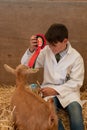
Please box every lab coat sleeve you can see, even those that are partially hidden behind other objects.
[21,49,34,66]
[50,56,84,98]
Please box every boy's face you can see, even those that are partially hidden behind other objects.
[48,38,68,54]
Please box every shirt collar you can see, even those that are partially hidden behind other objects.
[47,41,72,58]
[59,43,69,57]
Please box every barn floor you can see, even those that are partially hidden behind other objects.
[0,85,87,130]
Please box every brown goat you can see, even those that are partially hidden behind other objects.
[4,64,58,130]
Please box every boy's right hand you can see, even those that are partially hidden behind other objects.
[29,35,38,52]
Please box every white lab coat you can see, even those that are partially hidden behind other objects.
[21,42,84,108]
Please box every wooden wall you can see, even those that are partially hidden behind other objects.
[0,0,87,90]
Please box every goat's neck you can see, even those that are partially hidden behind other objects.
[16,76,27,88]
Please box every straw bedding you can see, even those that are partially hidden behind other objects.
[0,85,87,130]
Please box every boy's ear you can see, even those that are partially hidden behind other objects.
[63,38,68,43]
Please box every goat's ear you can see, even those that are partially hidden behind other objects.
[26,68,39,74]
[48,111,58,129]
[48,98,58,128]
[4,64,15,74]
[49,114,55,128]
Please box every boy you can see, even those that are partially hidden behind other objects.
[21,23,84,130]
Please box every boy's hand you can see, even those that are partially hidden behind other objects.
[40,87,59,98]
[29,35,38,52]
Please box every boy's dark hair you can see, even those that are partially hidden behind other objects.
[45,23,68,44]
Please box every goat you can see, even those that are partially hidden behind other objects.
[4,64,58,130]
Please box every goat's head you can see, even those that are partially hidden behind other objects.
[4,64,39,83]
[4,64,39,74]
